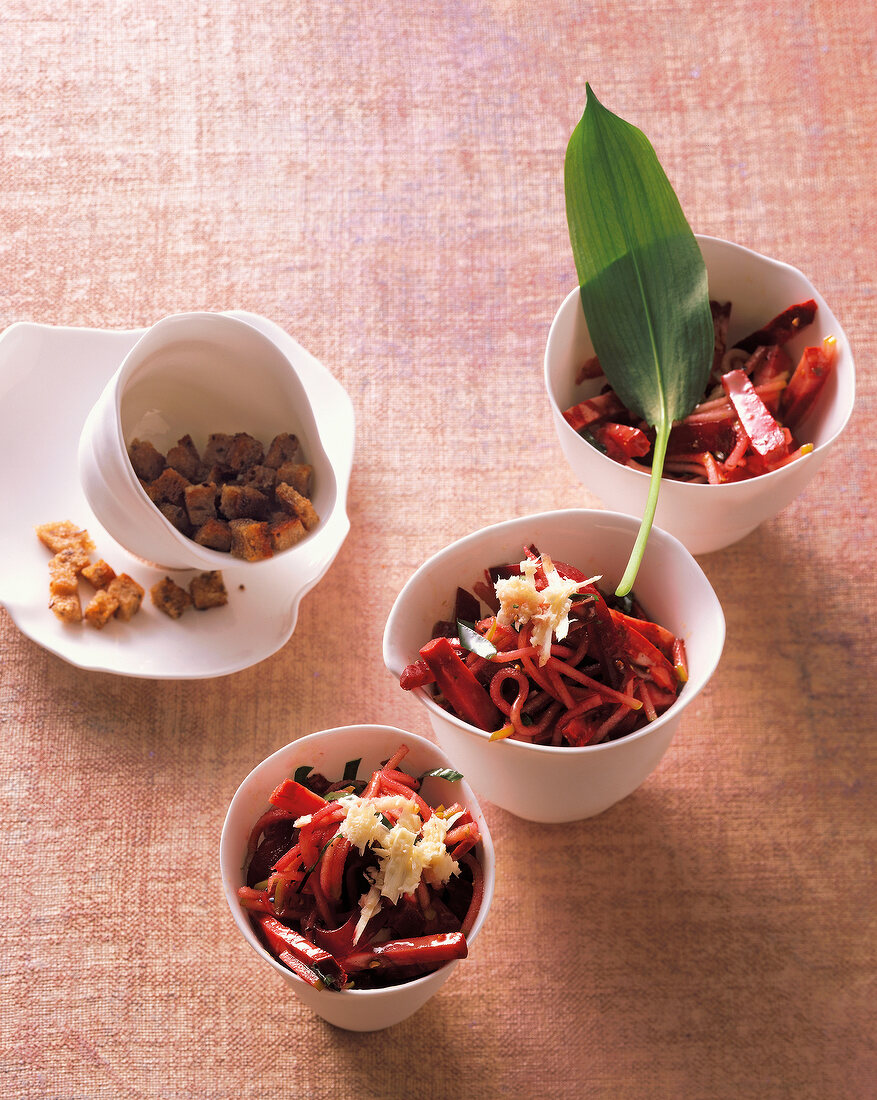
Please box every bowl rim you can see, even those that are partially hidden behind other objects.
[112,310,339,569]
[382,508,726,756]
[219,724,496,1000]
[543,233,856,494]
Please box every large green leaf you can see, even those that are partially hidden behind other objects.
[565,85,713,594]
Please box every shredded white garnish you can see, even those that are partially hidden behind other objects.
[329,794,460,944]
[494,554,601,666]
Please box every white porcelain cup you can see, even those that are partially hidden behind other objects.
[220,725,495,1032]
[383,509,725,823]
[544,235,855,555]
[78,311,338,570]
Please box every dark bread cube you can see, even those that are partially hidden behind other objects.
[229,519,273,561]
[275,482,320,531]
[265,432,299,469]
[203,433,234,467]
[275,462,313,496]
[269,516,306,552]
[184,483,218,527]
[150,577,192,619]
[189,570,228,610]
[193,518,232,553]
[127,439,166,482]
[239,464,277,495]
[166,434,201,480]
[158,503,192,535]
[146,467,190,507]
[219,483,269,520]
[226,432,265,472]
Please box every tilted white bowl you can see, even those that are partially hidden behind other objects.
[78,311,338,571]
[544,235,855,555]
[220,725,495,1032]
[383,509,725,823]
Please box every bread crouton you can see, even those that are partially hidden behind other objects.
[202,432,234,468]
[49,591,82,624]
[226,432,265,472]
[193,518,232,552]
[184,483,218,527]
[166,434,201,480]
[219,483,269,521]
[239,464,277,495]
[84,588,120,629]
[107,574,144,621]
[275,462,313,496]
[229,518,273,561]
[48,546,91,593]
[127,439,166,482]
[146,467,191,507]
[158,503,191,534]
[268,515,306,552]
[81,559,117,590]
[150,577,192,619]
[35,521,95,555]
[265,432,299,469]
[189,570,228,610]
[275,483,320,531]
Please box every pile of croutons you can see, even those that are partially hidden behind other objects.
[127,430,319,562]
[37,520,229,627]
[37,521,145,628]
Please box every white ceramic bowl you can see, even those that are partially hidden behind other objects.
[544,235,856,555]
[220,725,495,1032]
[78,311,339,571]
[383,509,725,823]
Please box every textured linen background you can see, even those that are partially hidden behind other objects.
[1,2,874,1098]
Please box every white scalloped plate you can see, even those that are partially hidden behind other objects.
[0,312,354,679]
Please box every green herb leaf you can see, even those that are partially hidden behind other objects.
[565,85,713,595]
[342,757,362,781]
[419,766,464,783]
[293,765,313,785]
[457,619,497,660]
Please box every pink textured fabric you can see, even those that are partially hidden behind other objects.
[1,2,874,1097]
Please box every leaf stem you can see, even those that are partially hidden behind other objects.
[615,417,671,597]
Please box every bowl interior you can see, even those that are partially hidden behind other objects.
[220,724,495,994]
[383,509,725,715]
[546,235,855,454]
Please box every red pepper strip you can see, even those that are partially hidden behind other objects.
[733,298,817,354]
[667,419,736,457]
[545,656,642,710]
[574,354,603,383]
[419,636,501,732]
[341,932,468,974]
[608,611,677,692]
[272,841,303,874]
[276,950,325,988]
[237,886,275,913]
[270,778,327,817]
[750,344,792,396]
[721,369,788,462]
[379,774,433,820]
[256,913,348,990]
[673,638,688,683]
[610,610,676,660]
[780,339,836,429]
[246,807,295,859]
[589,421,652,463]
[400,659,435,690]
[561,713,602,746]
[319,834,351,903]
[445,821,479,848]
[381,767,420,789]
[562,390,625,432]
